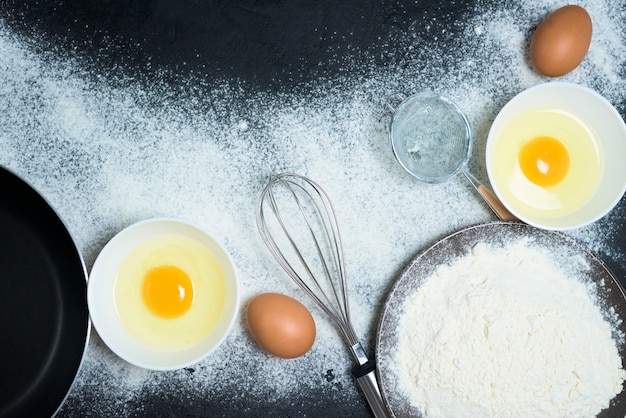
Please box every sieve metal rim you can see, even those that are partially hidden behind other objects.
[388,91,472,184]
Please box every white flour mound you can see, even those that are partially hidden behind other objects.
[398,240,626,418]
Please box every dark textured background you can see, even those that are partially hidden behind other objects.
[0,1,475,92]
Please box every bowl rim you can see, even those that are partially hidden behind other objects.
[486,81,626,230]
[87,217,240,370]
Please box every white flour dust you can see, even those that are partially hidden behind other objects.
[0,0,625,415]
[398,240,626,418]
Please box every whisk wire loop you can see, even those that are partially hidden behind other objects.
[256,173,390,418]
[256,173,359,346]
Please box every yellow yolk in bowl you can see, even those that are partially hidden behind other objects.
[114,234,227,351]
[490,106,601,218]
[142,265,194,319]
[519,136,570,187]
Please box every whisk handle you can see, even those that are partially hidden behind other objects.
[352,361,390,418]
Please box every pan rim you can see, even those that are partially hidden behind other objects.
[0,165,91,418]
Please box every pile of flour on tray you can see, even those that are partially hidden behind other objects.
[398,239,626,418]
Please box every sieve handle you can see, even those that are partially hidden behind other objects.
[385,93,406,113]
[352,360,391,418]
[463,171,518,221]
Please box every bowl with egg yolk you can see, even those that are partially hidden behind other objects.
[486,82,626,230]
[88,218,239,370]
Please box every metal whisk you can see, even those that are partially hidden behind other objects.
[256,173,389,418]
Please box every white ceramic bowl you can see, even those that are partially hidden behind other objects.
[486,82,626,230]
[88,218,239,370]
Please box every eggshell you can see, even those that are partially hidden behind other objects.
[246,293,316,359]
[530,5,592,77]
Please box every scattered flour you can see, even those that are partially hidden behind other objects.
[398,240,626,417]
[0,0,624,416]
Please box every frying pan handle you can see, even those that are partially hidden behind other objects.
[352,361,391,418]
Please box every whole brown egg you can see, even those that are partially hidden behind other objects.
[246,292,316,359]
[530,5,592,77]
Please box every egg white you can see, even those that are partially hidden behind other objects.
[114,234,226,351]
[491,106,602,218]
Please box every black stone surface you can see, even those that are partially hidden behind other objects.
[0,0,476,92]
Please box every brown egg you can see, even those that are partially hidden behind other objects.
[246,293,316,359]
[530,5,592,77]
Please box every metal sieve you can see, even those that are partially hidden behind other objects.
[387,92,516,221]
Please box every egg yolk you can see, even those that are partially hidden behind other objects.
[519,136,570,187]
[142,265,194,319]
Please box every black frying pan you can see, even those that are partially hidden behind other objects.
[0,166,90,417]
